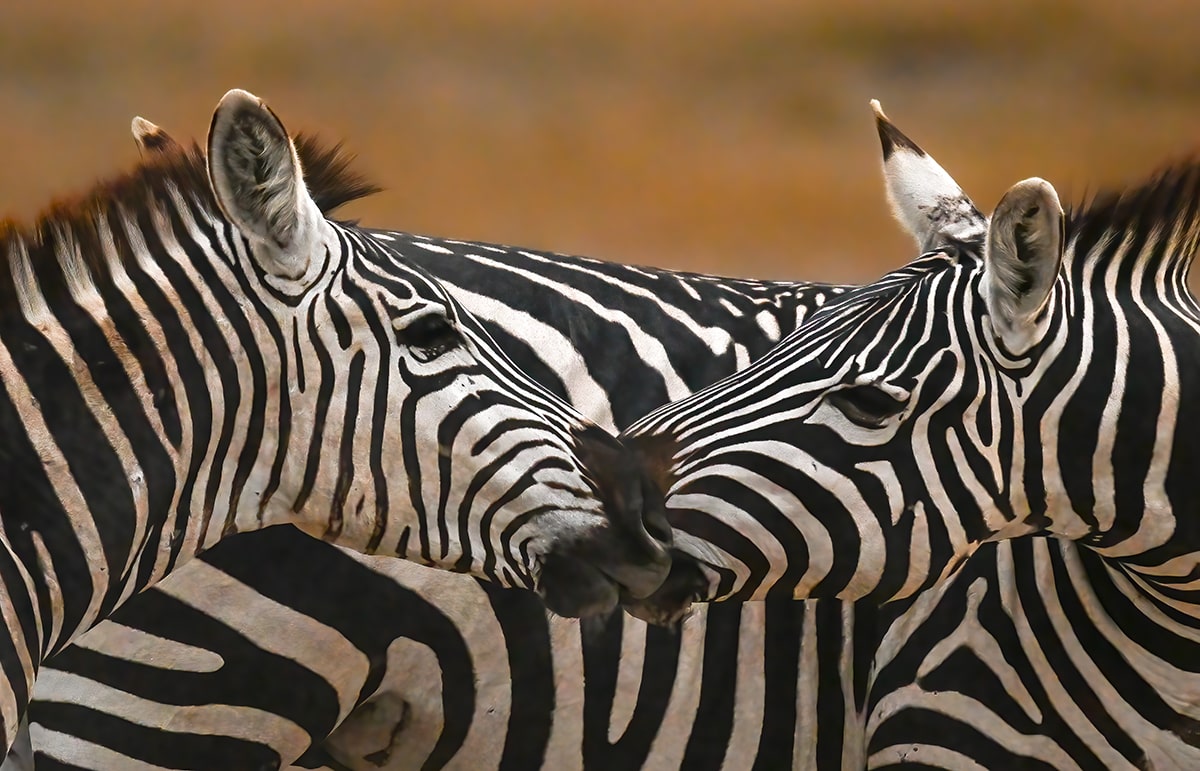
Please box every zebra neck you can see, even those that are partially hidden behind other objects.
[0,207,294,665]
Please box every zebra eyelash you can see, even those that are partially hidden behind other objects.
[825,382,910,428]
[391,309,463,361]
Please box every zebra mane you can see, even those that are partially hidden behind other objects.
[292,133,382,218]
[0,134,379,312]
[1065,156,1200,275]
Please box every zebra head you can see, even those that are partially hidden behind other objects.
[119,93,673,617]
[625,104,1200,620]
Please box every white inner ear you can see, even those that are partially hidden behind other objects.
[207,89,322,281]
[982,177,1064,355]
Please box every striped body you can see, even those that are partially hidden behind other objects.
[866,537,1200,770]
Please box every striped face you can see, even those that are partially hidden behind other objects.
[627,152,1200,617]
[195,90,673,618]
[625,249,1008,607]
[288,232,679,607]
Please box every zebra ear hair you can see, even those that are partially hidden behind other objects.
[207,89,321,280]
[131,117,182,157]
[982,177,1064,355]
[871,100,986,253]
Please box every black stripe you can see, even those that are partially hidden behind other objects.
[329,349,366,540]
[678,602,742,770]
[31,702,284,770]
[489,582,554,771]
[579,613,681,769]
[2,317,130,640]
[293,301,336,512]
[752,598,805,769]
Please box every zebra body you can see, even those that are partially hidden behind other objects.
[864,537,1200,770]
[0,89,668,756]
[51,534,869,771]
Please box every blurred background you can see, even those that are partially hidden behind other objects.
[3,0,1200,283]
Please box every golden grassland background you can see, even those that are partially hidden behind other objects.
[4,1,1200,283]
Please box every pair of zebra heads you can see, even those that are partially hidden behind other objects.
[2,87,1197,769]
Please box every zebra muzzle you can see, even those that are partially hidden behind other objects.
[572,425,674,586]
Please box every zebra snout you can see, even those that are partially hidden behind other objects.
[571,420,676,557]
[529,427,675,619]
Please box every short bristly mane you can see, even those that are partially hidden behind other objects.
[0,135,379,313]
[1065,156,1200,278]
[293,133,381,217]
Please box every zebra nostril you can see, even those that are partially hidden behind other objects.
[572,425,672,555]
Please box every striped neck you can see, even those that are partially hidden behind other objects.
[0,188,300,666]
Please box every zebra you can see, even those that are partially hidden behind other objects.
[623,103,1200,766]
[11,114,869,768]
[0,87,675,757]
[9,104,981,770]
[854,112,1200,771]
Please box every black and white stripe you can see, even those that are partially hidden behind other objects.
[628,105,1200,769]
[36,101,1200,771]
[0,88,667,758]
[18,227,867,769]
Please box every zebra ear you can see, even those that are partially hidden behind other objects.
[207,89,321,281]
[131,117,183,157]
[871,100,987,253]
[982,177,1064,355]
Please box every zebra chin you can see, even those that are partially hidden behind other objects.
[533,540,676,618]
[537,551,652,618]
[619,552,712,626]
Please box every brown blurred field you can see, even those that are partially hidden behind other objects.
[3,1,1200,283]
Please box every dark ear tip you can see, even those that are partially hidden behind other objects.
[870,99,925,161]
[131,117,180,154]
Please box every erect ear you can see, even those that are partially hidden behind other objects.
[207,89,322,281]
[871,100,987,253]
[131,116,183,156]
[982,177,1064,355]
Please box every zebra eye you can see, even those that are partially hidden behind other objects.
[395,313,461,362]
[826,384,907,428]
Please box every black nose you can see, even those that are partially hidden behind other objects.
[573,425,672,585]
